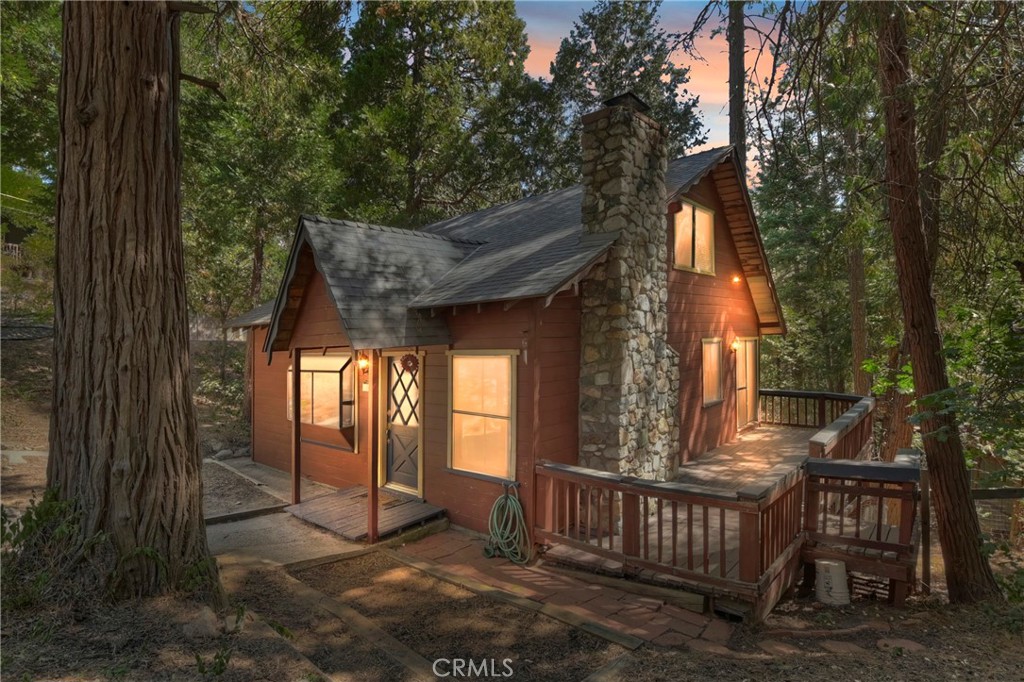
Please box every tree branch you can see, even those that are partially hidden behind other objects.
[168,2,216,15]
[180,73,227,101]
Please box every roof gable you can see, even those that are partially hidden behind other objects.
[262,216,472,352]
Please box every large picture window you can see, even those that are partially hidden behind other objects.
[674,201,715,275]
[449,353,515,480]
[702,338,723,406]
[287,351,356,430]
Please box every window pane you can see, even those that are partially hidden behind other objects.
[452,413,510,478]
[694,206,714,272]
[452,356,510,417]
[300,371,313,423]
[674,205,694,268]
[342,403,354,428]
[703,341,722,403]
[302,352,350,372]
[736,341,747,388]
[312,372,340,427]
[342,363,354,403]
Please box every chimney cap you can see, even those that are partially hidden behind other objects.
[602,91,651,113]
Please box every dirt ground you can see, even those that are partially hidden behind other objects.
[202,461,282,517]
[0,338,52,450]
[1,594,325,681]
[297,552,625,681]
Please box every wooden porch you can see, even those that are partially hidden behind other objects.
[534,389,925,620]
[286,486,445,541]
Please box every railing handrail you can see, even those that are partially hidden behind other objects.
[807,396,876,456]
[536,460,755,509]
[759,388,866,403]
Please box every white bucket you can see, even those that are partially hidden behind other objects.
[815,559,850,605]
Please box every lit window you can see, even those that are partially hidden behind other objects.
[702,339,723,405]
[449,353,515,479]
[674,201,715,274]
[287,352,356,429]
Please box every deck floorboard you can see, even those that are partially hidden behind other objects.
[286,486,445,541]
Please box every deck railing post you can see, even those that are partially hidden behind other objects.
[738,510,760,582]
[817,396,827,428]
[622,492,641,557]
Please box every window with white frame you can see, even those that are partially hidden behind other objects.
[449,353,515,479]
[287,351,356,430]
[702,338,723,405]
[674,201,715,275]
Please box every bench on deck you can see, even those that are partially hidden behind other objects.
[801,453,925,605]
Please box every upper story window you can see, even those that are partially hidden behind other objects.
[674,201,715,275]
[287,351,356,430]
[448,352,516,480]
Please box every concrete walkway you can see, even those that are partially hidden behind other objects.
[396,528,735,650]
[208,512,361,566]
[212,455,334,504]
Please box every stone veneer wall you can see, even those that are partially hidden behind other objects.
[578,100,680,481]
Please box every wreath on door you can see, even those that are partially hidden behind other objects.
[400,354,419,373]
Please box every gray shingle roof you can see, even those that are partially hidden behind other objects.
[410,147,734,308]
[224,300,274,328]
[265,216,475,351]
[264,147,743,350]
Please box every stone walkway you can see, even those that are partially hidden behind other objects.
[396,528,734,649]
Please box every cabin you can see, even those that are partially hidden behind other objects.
[228,94,919,618]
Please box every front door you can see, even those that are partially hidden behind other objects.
[736,338,759,430]
[384,353,421,493]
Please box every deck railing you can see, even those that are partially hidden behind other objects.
[534,461,805,619]
[759,389,875,460]
[802,454,924,604]
[759,388,862,428]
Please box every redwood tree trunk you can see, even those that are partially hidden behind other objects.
[49,1,217,598]
[876,2,1000,602]
[728,1,746,167]
[848,238,869,395]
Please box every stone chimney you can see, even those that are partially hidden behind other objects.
[578,92,680,480]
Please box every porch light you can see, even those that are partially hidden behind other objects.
[730,339,741,353]
[732,275,742,284]
[357,353,370,371]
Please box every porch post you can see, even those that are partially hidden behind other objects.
[291,348,302,505]
[367,350,380,543]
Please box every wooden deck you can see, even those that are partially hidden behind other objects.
[286,486,445,541]
[674,424,814,492]
[540,426,815,583]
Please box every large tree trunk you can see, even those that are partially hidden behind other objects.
[49,1,218,599]
[876,3,1001,603]
[728,1,746,167]
[878,338,914,463]
[848,238,869,395]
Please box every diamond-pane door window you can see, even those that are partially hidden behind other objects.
[389,358,420,426]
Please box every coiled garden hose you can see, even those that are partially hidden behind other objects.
[485,482,531,565]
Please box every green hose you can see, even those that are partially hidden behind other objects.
[485,483,531,565]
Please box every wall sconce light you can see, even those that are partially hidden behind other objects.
[732,275,742,284]
[730,339,741,353]
[357,352,370,372]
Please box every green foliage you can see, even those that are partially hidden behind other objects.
[549,0,705,180]
[336,0,549,226]
[266,618,294,640]
[194,646,233,678]
[1,490,105,610]
[1,1,60,319]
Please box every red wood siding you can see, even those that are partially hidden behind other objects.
[667,174,761,462]
[421,302,533,532]
[250,270,369,490]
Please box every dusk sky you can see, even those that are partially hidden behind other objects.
[516,1,736,152]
